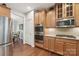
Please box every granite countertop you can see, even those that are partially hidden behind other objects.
[44,35,79,40]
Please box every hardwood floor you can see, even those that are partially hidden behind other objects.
[13,40,60,56]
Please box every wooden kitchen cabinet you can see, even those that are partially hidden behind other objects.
[64,3,75,18]
[0,5,11,18]
[45,8,56,28]
[34,12,39,25]
[49,37,55,52]
[76,40,79,56]
[34,10,46,25]
[63,39,77,56]
[55,3,74,19]
[64,43,76,56]
[38,12,42,24]
[45,12,51,27]
[74,3,79,27]
[39,11,46,25]
[55,38,64,55]
[44,37,49,50]
[44,36,55,52]
[55,3,79,27]
[40,36,79,56]
[55,3,64,20]
[55,38,79,56]
[64,3,79,27]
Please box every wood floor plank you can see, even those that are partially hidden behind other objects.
[13,40,60,56]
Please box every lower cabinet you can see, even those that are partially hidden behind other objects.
[44,36,55,51]
[44,37,49,50]
[43,36,79,56]
[76,41,79,56]
[55,38,64,55]
[64,40,77,56]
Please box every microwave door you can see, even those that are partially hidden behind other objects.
[71,19,75,25]
[65,20,70,25]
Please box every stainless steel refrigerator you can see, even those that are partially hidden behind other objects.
[0,16,13,56]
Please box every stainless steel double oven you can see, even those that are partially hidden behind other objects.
[34,24,44,43]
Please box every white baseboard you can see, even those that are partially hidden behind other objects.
[24,42,35,47]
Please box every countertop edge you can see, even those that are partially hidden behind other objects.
[44,35,79,40]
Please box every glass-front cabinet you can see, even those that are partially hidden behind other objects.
[57,4,63,18]
[56,3,74,20]
[56,3,64,20]
[55,3,79,27]
[65,3,74,18]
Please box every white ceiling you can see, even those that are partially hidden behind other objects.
[6,3,54,13]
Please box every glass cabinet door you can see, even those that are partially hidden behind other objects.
[65,3,74,17]
[57,3,63,19]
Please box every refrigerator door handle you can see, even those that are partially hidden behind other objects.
[0,42,13,46]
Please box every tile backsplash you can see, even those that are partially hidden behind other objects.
[44,27,79,39]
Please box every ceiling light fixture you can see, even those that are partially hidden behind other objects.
[27,6,32,10]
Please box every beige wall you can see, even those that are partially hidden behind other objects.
[45,27,79,39]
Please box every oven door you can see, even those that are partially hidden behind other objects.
[35,34,44,43]
[35,26,43,32]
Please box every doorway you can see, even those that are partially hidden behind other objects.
[11,13,24,47]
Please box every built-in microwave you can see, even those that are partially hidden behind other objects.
[56,18,75,27]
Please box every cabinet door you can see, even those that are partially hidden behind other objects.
[41,11,46,25]
[74,4,79,27]
[55,3,64,20]
[65,3,75,18]
[55,39,64,55]
[44,37,49,50]
[45,9,55,28]
[39,11,46,24]
[49,37,55,52]
[34,13,39,25]
[64,43,76,56]
[38,12,41,24]
[50,9,56,27]
[0,6,10,18]
[77,41,79,56]
[45,12,51,27]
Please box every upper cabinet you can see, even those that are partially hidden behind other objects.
[64,3,74,18]
[73,3,79,27]
[39,11,46,25]
[55,3,79,27]
[34,12,39,25]
[34,10,46,25]
[45,11,51,27]
[0,5,11,18]
[55,3,74,20]
[34,3,79,27]
[56,3,64,20]
[45,8,56,28]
